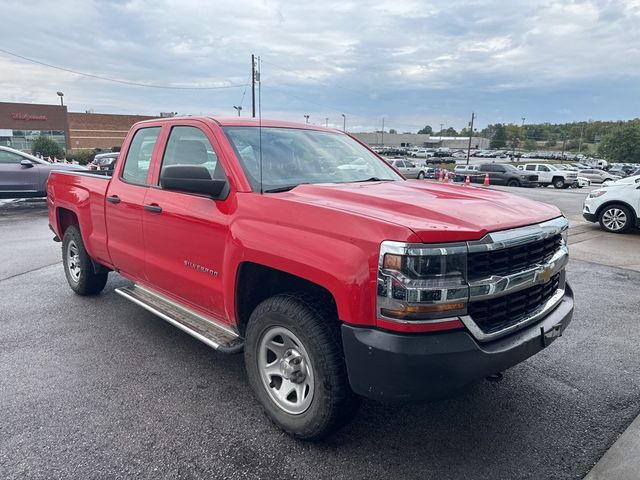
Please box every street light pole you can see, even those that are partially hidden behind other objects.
[304,114,310,124]
[521,117,526,157]
[439,123,444,146]
[233,105,242,117]
[56,91,64,106]
[381,117,385,147]
[325,117,328,128]
[466,112,475,165]
[341,114,346,132]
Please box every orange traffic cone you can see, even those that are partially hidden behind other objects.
[483,173,490,187]
[465,175,470,186]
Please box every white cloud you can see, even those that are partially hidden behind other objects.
[0,0,639,131]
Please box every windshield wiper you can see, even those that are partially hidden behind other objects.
[351,177,394,183]
[263,183,306,193]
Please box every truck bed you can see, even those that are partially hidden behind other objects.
[48,170,112,266]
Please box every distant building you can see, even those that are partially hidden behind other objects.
[0,101,157,152]
[351,132,490,149]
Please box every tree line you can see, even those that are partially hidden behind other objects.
[413,119,640,162]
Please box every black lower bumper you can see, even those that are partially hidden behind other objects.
[583,212,597,222]
[341,284,574,402]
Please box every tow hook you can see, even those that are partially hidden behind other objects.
[486,372,504,382]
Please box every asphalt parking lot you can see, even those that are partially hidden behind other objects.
[1,190,639,480]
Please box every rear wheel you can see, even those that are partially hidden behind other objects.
[598,205,632,233]
[62,225,108,295]
[417,171,425,179]
[244,294,358,440]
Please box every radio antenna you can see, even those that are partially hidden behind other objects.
[257,55,263,194]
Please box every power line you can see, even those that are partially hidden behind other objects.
[0,47,248,90]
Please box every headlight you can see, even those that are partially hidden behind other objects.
[377,241,468,322]
[589,190,607,198]
[520,174,528,179]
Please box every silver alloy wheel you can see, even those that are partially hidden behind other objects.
[602,208,627,231]
[66,240,81,282]
[258,326,314,415]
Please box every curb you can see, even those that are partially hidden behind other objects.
[583,413,640,479]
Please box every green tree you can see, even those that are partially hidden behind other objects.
[31,136,65,159]
[417,125,433,135]
[490,123,507,149]
[389,128,397,134]
[437,127,458,137]
[598,121,640,163]
[523,139,538,151]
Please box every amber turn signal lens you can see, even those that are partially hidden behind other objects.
[383,253,403,270]
[381,302,465,320]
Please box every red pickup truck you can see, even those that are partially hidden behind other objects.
[48,117,574,439]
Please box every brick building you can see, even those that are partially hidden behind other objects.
[0,101,157,152]
[68,112,156,150]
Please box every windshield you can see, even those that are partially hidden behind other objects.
[223,127,402,192]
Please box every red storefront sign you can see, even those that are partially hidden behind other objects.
[11,113,47,121]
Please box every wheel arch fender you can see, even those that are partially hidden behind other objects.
[224,221,375,332]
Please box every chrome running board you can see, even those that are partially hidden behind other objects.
[116,284,243,353]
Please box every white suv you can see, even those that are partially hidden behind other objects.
[583,178,640,233]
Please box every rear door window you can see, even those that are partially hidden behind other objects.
[121,127,161,186]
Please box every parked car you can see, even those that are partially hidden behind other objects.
[583,180,640,233]
[607,168,627,178]
[573,177,591,188]
[603,174,640,186]
[578,169,621,184]
[454,164,480,175]
[470,163,538,187]
[48,117,573,439]
[89,152,120,173]
[389,159,426,179]
[0,145,85,199]
[521,163,578,189]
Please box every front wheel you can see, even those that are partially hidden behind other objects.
[244,294,358,440]
[417,171,425,179]
[62,225,108,295]
[599,205,632,233]
[553,178,565,189]
[507,179,520,187]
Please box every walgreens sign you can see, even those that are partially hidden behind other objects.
[11,113,47,121]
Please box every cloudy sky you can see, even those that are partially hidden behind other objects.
[1,0,639,132]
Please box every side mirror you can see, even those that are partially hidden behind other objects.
[160,165,228,199]
[21,159,34,168]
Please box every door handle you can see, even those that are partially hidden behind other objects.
[144,204,162,213]
[106,195,121,204]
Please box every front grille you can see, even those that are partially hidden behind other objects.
[527,175,538,181]
[468,274,560,335]
[467,234,562,281]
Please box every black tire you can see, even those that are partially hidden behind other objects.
[244,293,359,440]
[598,204,632,233]
[62,225,108,295]
[417,171,425,179]
[507,179,520,187]
[553,178,565,189]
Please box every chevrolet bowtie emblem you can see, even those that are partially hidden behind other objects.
[538,266,554,283]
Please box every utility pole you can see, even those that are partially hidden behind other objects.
[466,112,475,165]
[520,117,526,158]
[341,114,346,132]
[561,131,567,163]
[325,117,328,128]
[439,123,444,146]
[251,54,256,118]
[381,118,385,146]
[578,123,585,153]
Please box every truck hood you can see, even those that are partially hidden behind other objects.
[282,180,562,242]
